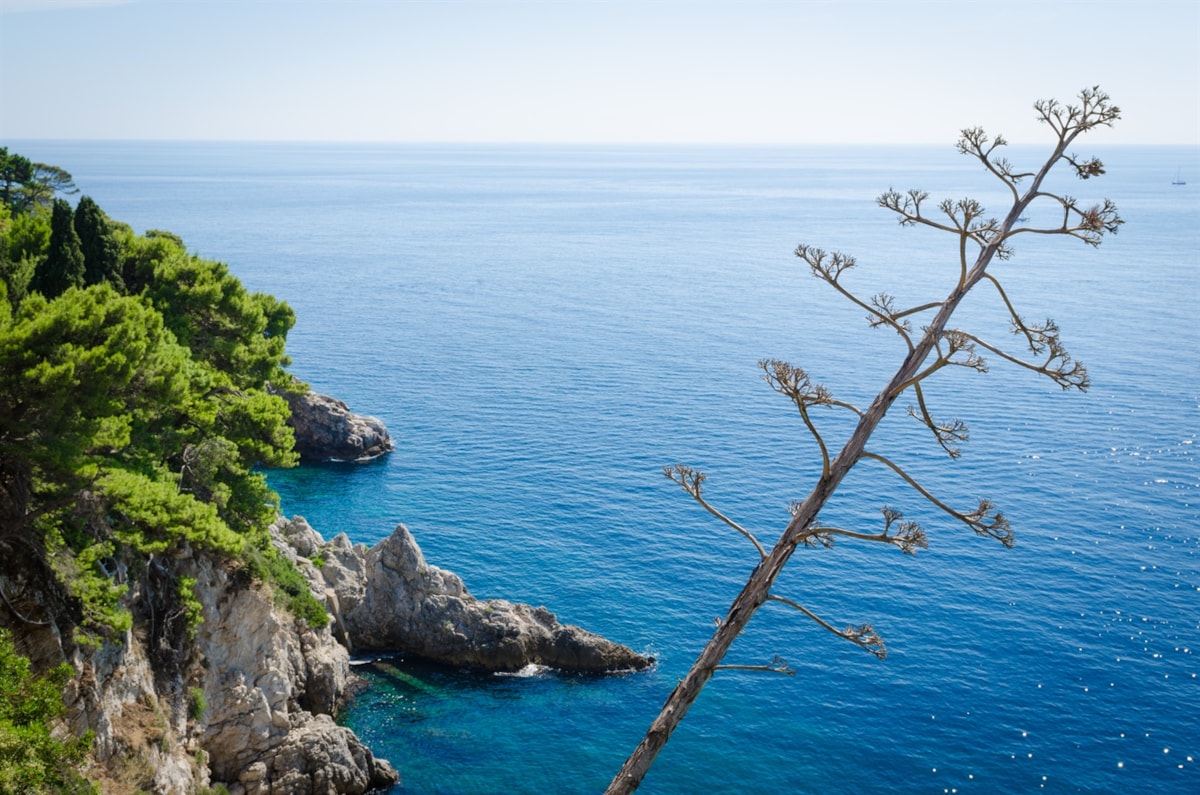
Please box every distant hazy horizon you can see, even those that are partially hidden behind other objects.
[2,0,1197,146]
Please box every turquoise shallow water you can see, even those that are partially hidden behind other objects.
[14,140,1199,793]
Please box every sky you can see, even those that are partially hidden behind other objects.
[1,0,1198,145]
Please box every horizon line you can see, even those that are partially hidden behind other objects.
[5,136,1196,148]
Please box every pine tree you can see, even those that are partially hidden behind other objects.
[0,148,33,213]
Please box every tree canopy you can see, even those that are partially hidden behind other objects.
[0,149,34,212]
[0,148,77,216]
[74,196,123,291]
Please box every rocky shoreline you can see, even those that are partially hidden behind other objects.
[264,391,649,674]
[180,512,652,794]
[22,389,651,793]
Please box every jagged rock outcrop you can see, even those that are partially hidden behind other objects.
[271,387,393,462]
[278,518,654,674]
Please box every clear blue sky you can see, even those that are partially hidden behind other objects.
[2,0,1197,144]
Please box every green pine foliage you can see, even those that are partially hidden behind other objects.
[0,203,47,309]
[0,148,34,212]
[140,249,295,389]
[0,629,97,793]
[99,468,243,556]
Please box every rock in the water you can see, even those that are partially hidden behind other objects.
[281,519,654,674]
[244,713,398,795]
[272,386,393,462]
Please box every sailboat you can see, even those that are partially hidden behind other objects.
[1172,168,1186,185]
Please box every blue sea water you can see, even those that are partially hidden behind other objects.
[13,140,1199,793]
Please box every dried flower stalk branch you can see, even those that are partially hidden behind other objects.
[607,88,1122,794]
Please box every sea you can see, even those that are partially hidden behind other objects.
[11,139,1198,794]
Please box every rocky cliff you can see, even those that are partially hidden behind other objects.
[3,543,399,794]
[2,394,650,792]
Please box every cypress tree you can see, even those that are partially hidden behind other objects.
[30,199,84,299]
[74,195,124,290]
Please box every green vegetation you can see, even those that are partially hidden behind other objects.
[29,199,85,299]
[0,629,97,793]
[188,686,207,723]
[0,148,329,778]
[74,196,123,291]
[243,546,330,630]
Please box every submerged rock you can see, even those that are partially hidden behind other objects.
[272,386,393,462]
[281,518,654,674]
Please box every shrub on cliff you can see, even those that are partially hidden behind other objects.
[0,629,96,793]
